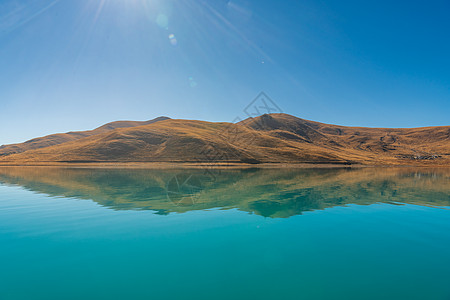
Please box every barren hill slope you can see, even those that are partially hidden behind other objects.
[0,116,170,156]
[240,114,450,162]
[0,119,346,163]
[0,114,448,165]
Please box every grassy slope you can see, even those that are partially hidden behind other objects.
[0,114,448,165]
[0,116,170,156]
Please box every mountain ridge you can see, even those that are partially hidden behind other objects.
[0,113,449,166]
[0,116,170,156]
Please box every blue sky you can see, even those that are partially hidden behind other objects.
[0,0,449,145]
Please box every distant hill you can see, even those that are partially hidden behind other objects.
[0,113,448,166]
[0,116,170,156]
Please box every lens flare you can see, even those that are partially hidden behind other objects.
[188,76,197,88]
[168,33,177,46]
[156,13,168,29]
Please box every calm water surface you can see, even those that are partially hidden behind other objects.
[0,167,449,300]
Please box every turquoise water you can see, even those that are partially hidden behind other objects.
[0,167,449,300]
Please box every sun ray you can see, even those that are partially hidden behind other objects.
[0,0,60,34]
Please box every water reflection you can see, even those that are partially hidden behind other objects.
[0,167,448,217]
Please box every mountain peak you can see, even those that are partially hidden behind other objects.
[0,114,448,166]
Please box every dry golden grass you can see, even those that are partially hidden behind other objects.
[0,116,169,156]
[0,114,448,166]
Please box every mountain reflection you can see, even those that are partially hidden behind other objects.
[0,167,449,218]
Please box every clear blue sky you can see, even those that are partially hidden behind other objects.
[1,0,449,145]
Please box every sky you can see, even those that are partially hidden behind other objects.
[0,0,449,145]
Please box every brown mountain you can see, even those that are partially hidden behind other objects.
[0,116,170,156]
[0,113,448,166]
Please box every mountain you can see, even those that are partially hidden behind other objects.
[0,113,448,165]
[0,116,170,156]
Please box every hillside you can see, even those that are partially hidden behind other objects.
[0,116,170,156]
[0,113,448,166]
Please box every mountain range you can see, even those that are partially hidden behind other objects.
[0,114,449,166]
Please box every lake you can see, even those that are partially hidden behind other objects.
[0,167,449,300]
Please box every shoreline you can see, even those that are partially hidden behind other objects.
[0,162,448,169]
